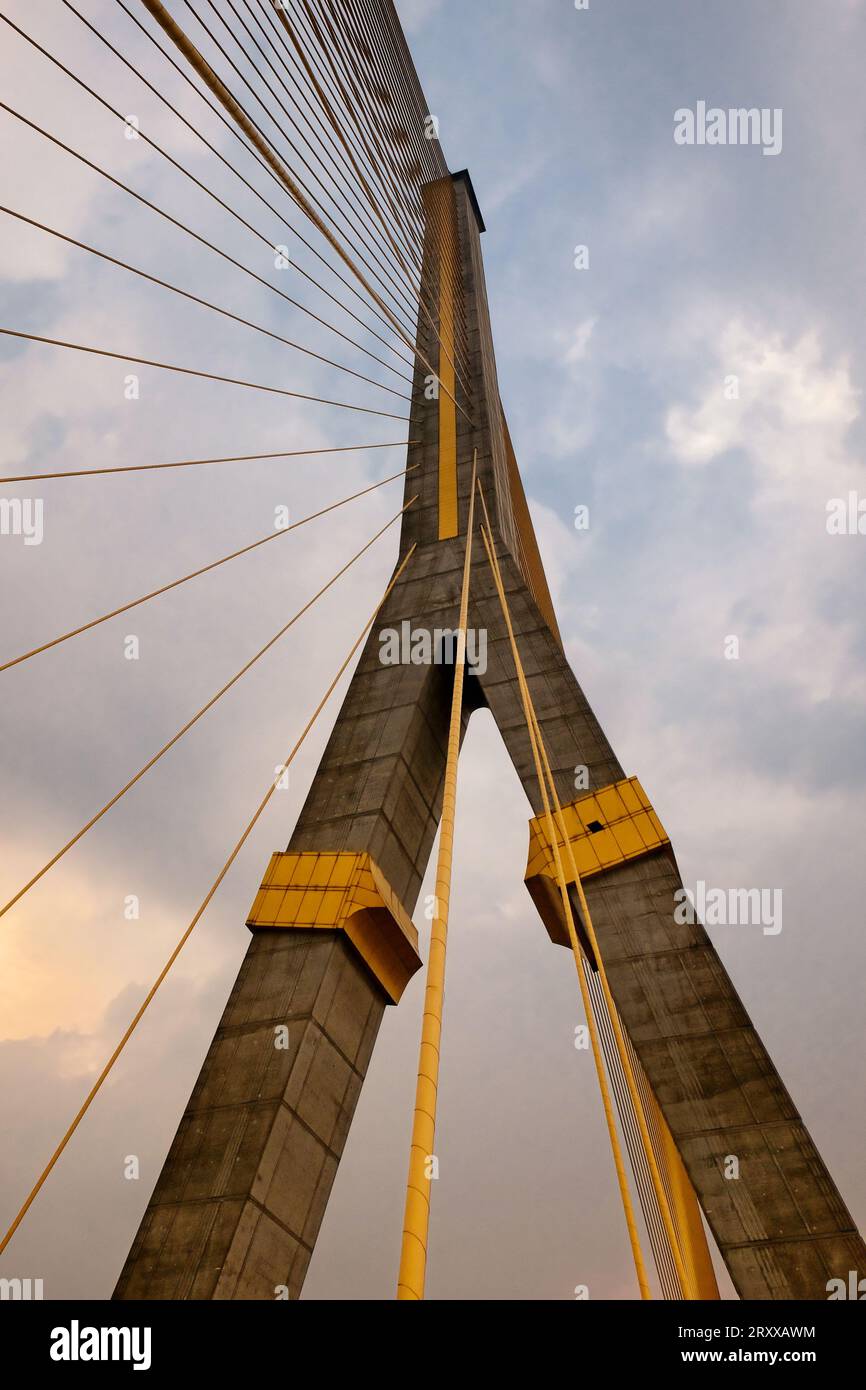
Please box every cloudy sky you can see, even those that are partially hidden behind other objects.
[1,0,865,1301]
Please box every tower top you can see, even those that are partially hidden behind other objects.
[451,169,485,232]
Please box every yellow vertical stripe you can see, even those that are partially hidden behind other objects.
[435,188,458,539]
[656,1099,721,1298]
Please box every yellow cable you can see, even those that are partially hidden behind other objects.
[0,440,417,484]
[140,0,474,429]
[528,708,695,1298]
[0,466,414,675]
[0,541,417,1260]
[0,498,416,922]
[477,483,695,1299]
[396,452,477,1300]
[477,511,652,1301]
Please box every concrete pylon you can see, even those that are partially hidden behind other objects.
[114,171,865,1301]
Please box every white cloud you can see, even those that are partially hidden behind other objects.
[666,320,860,475]
[562,315,597,366]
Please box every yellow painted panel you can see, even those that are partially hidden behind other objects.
[293,856,316,887]
[316,889,345,925]
[276,889,304,924]
[575,839,601,876]
[259,852,277,886]
[329,856,354,888]
[246,849,421,1003]
[317,854,338,885]
[611,820,644,857]
[592,830,621,866]
[576,795,601,829]
[526,776,670,884]
[258,888,285,922]
[633,778,652,809]
[619,780,642,815]
[596,786,625,823]
[248,887,267,920]
[297,888,323,922]
[632,811,661,848]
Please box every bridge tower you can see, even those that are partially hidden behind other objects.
[113,35,865,1306]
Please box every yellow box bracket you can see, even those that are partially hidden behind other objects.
[246,850,422,1004]
[524,777,670,948]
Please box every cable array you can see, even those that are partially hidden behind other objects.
[0,0,454,1258]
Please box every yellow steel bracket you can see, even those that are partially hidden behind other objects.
[246,850,421,1004]
[525,776,670,948]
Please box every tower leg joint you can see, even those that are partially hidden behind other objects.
[247,850,421,1003]
[524,775,671,948]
